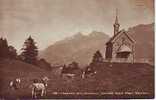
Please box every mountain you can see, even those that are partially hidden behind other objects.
[127,23,154,63]
[40,31,110,67]
[41,23,154,66]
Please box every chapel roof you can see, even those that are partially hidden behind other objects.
[106,29,135,45]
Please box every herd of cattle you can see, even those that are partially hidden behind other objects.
[8,66,97,98]
[9,76,49,98]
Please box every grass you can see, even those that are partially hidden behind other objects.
[0,59,154,99]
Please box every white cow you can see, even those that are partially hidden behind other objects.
[31,77,49,98]
[31,82,46,98]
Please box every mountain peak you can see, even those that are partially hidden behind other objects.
[89,31,107,37]
[72,32,85,38]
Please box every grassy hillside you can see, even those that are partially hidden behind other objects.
[0,59,154,99]
[45,62,154,99]
[0,59,52,98]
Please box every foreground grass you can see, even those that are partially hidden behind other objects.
[0,60,154,99]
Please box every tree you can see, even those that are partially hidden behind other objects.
[68,61,79,69]
[0,38,9,58]
[91,50,103,64]
[88,50,103,72]
[20,36,38,64]
[8,46,17,59]
[61,61,79,74]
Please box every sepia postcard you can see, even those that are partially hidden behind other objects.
[0,0,154,99]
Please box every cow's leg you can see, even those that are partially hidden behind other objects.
[41,89,44,96]
[82,71,85,79]
[32,88,37,98]
[34,91,37,98]
[32,88,34,98]
[31,90,34,98]
[44,88,46,96]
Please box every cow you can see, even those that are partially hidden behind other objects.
[81,67,97,79]
[31,77,49,98]
[9,78,21,90]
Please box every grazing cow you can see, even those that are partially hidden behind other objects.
[82,67,97,79]
[9,78,21,90]
[31,77,49,98]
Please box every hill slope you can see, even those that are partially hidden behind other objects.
[0,59,43,73]
[40,31,110,66]
[128,23,154,62]
[0,59,51,98]
[46,62,154,99]
[0,59,154,98]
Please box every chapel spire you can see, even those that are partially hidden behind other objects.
[113,8,120,35]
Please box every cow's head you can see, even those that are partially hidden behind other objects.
[16,78,21,83]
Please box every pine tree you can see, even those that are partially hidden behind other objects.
[91,50,103,64]
[8,46,17,59]
[0,38,4,57]
[20,36,38,64]
[0,38,9,58]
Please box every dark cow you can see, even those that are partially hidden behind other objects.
[82,66,97,79]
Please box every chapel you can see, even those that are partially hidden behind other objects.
[105,12,135,63]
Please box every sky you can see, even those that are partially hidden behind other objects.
[0,0,154,51]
